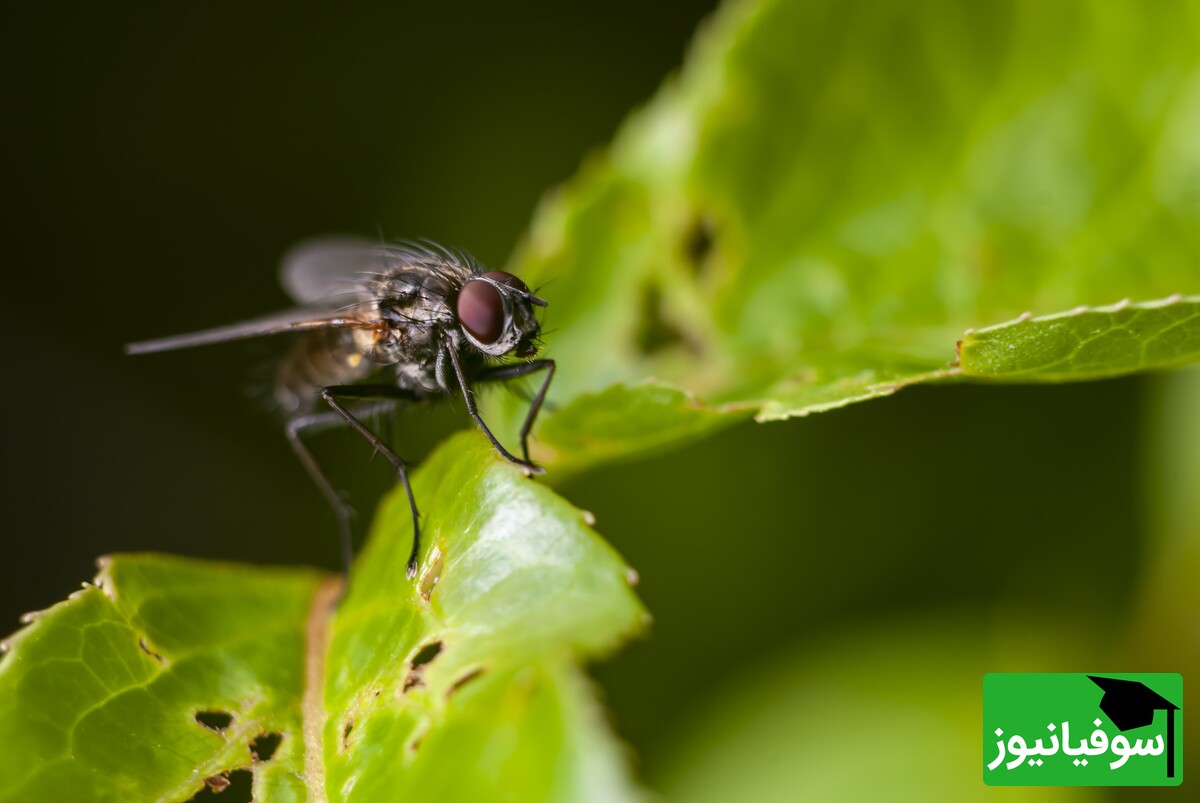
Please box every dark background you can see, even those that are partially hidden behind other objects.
[1,2,1159,794]
[1,0,718,602]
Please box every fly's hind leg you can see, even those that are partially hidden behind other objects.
[286,407,370,576]
[320,385,424,580]
[287,387,422,580]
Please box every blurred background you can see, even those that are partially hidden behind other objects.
[1,0,718,600]
[2,2,1192,800]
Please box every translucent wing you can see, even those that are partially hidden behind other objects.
[280,236,390,304]
[281,236,483,304]
[125,307,376,355]
[128,237,470,355]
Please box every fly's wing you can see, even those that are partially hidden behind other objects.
[281,236,478,304]
[125,306,376,355]
[280,236,393,304]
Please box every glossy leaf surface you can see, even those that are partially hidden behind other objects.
[0,434,644,802]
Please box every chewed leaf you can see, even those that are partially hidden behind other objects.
[321,431,644,801]
[958,296,1200,380]
[0,556,320,802]
[489,0,1200,472]
[0,433,645,803]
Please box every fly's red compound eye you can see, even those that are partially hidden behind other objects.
[482,270,529,294]
[457,279,505,344]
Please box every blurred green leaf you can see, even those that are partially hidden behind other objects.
[1123,368,1200,786]
[0,433,644,802]
[657,618,1101,803]
[493,0,1200,472]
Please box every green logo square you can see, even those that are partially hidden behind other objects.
[983,673,1182,786]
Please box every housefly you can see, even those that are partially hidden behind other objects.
[127,238,554,579]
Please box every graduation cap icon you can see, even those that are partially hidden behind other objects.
[1088,675,1180,778]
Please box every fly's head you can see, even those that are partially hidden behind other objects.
[455,271,546,358]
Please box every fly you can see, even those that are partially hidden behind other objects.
[126,238,555,579]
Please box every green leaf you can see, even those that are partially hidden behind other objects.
[9,1,1199,799]
[0,433,644,802]
[958,295,1200,380]
[322,432,644,802]
[0,556,321,802]
[489,0,1200,472]
[658,618,1099,803]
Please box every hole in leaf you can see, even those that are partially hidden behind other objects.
[185,769,252,801]
[138,637,165,663]
[408,724,429,753]
[250,732,282,762]
[341,718,354,750]
[403,640,445,692]
[447,667,486,698]
[411,640,444,668]
[195,710,234,732]
[682,212,715,272]
[635,282,684,355]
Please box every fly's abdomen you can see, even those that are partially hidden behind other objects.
[275,328,372,413]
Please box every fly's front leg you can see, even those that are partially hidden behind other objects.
[474,359,555,465]
[443,338,545,475]
[319,384,423,580]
